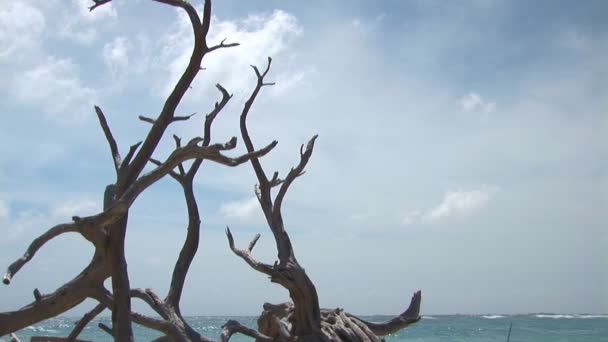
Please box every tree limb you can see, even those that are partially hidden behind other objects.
[239,57,276,214]
[130,288,168,319]
[94,105,121,174]
[123,0,207,187]
[225,227,274,276]
[346,290,422,336]
[220,320,273,342]
[67,303,105,341]
[88,0,111,11]
[208,38,240,53]
[273,135,318,217]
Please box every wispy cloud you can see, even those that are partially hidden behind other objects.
[14,57,96,121]
[423,186,499,223]
[103,36,131,75]
[219,197,263,222]
[58,0,118,44]
[402,186,499,225]
[0,1,45,59]
[159,9,304,98]
[460,92,496,118]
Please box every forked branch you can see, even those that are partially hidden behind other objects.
[226,227,274,276]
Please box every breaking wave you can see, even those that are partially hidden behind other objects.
[535,314,608,319]
[482,315,505,319]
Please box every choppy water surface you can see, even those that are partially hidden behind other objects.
[4,314,607,341]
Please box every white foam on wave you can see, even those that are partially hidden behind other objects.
[535,314,575,319]
[535,314,608,319]
[24,325,59,333]
[482,315,505,319]
[422,316,437,319]
[579,315,608,319]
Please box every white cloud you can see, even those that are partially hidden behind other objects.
[461,92,496,117]
[401,186,499,225]
[270,66,317,96]
[422,186,499,223]
[219,197,263,222]
[159,9,303,97]
[0,199,9,220]
[14,57,96,121]
[103,36,131,75]
[0,1,45,59]
[58,0,117,44]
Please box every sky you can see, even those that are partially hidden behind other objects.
[0,0,606,317]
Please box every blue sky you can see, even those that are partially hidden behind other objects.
[0,0,606,316]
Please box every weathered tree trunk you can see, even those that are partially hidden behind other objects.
[1,1,422,341]
[1,1,270,340]
[225,58,422,341]
[108,215,133,341]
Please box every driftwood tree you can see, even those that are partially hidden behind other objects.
[1,0,421,341]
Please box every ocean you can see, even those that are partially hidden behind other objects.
[4,314,607,341]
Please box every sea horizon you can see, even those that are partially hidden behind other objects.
[6,313,608,342]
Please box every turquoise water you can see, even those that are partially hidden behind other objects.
[4,314,607,341]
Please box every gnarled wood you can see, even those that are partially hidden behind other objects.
[225,58,422,341]
[1,1,422,341]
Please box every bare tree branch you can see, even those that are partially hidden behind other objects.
[166,84,232,308]
[67,303,105,341]
[208,38,240,53]
[123,0,207,186]
[346,290,422,336]
[88,0,111,11]
[138,115,156,124]
[149,158,182,181]
[130,288,168,319]
[225,227,274,276]
[173,112,197,122]
[0,257,106,336]
[119,142,143,173]
[273,135,318,216]
[94,105,121,174]
[94,288,183,340]
[172,135,187,177]
[165,177,199,308]
[220,320,273,342]
[98,322,113,336]
[33,288,42,302]
[239,58,276,213]
[202,84,232,147]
